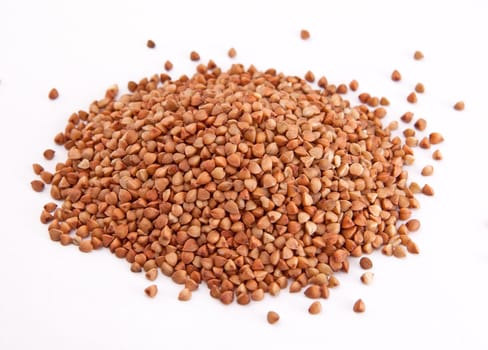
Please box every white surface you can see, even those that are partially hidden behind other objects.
[1,0,488,349]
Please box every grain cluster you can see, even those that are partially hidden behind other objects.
[33,61,433,307]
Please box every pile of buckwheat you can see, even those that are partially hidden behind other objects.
[31,31,460,324]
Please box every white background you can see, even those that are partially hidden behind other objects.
[1,0,488,349]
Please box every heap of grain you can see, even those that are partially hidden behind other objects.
[37,62,425,305]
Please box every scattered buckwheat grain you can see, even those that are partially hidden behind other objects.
[432,150,443,160]
[401,112,414,123]
[31,180,44,192]
[308,301,322,315]
[164,60,173,71]
[145,285,158,298]
[391,70,401,81]
[178,288,192,301]
[421,165,434,176]
[300,29,310,40]
[43,149,55,160]
[48,88,59,100]
[407,92,418,103]
[228,47,237,58]
[415,83,425,93]
[267,311,280,324]
[349,80,358,91]
[422,184,434,196]
[190,51,200,61]
[353,299,365,313]
[429,132,444,144]
[414,118,427,131]
[359,257,373,270]
[305,70,315,83]
[361,272,374,285]
[454,101,465,111]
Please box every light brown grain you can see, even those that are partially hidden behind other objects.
[145,268,158,281]
[308,301,322,315]
[79,240,93,253]
[145,285,158,298]
[228,47,237,58]
[267,311,280,324]
[407,92,417,104]
[300,29,310,40]
[429,132,444,144]
[415,83,425,93]
[403,128,415,137]
[353,299,365,313]
[43,202,57,212]
[406,219,420,232]
[317,76,327,88]
[360,272,374,285]
[304,285,321,299]
[48,88,59,100]
[401,112,413,123]
[454,101,465,111]
[414,50,424,60]
[432,149,443,160]
[337,84,348,94]
[190,51,200,61]
[349,80,358,91]
[409,182,421,194]
[164,60,173,71]
[419,137,430,149]
[367,96,379,107]
[32,163,44,175]
[305,70,315,83]
[421,165,434,176]
[178,288,192,301]
[359,257,373,270]
[31,180,44,192]
[422,184,434,196]
[391,70,401,81]
[393,245,407,258]
[358,92,370,103]
[414,118,427,131]
[43,149,55,160]
[406,240,420,254]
